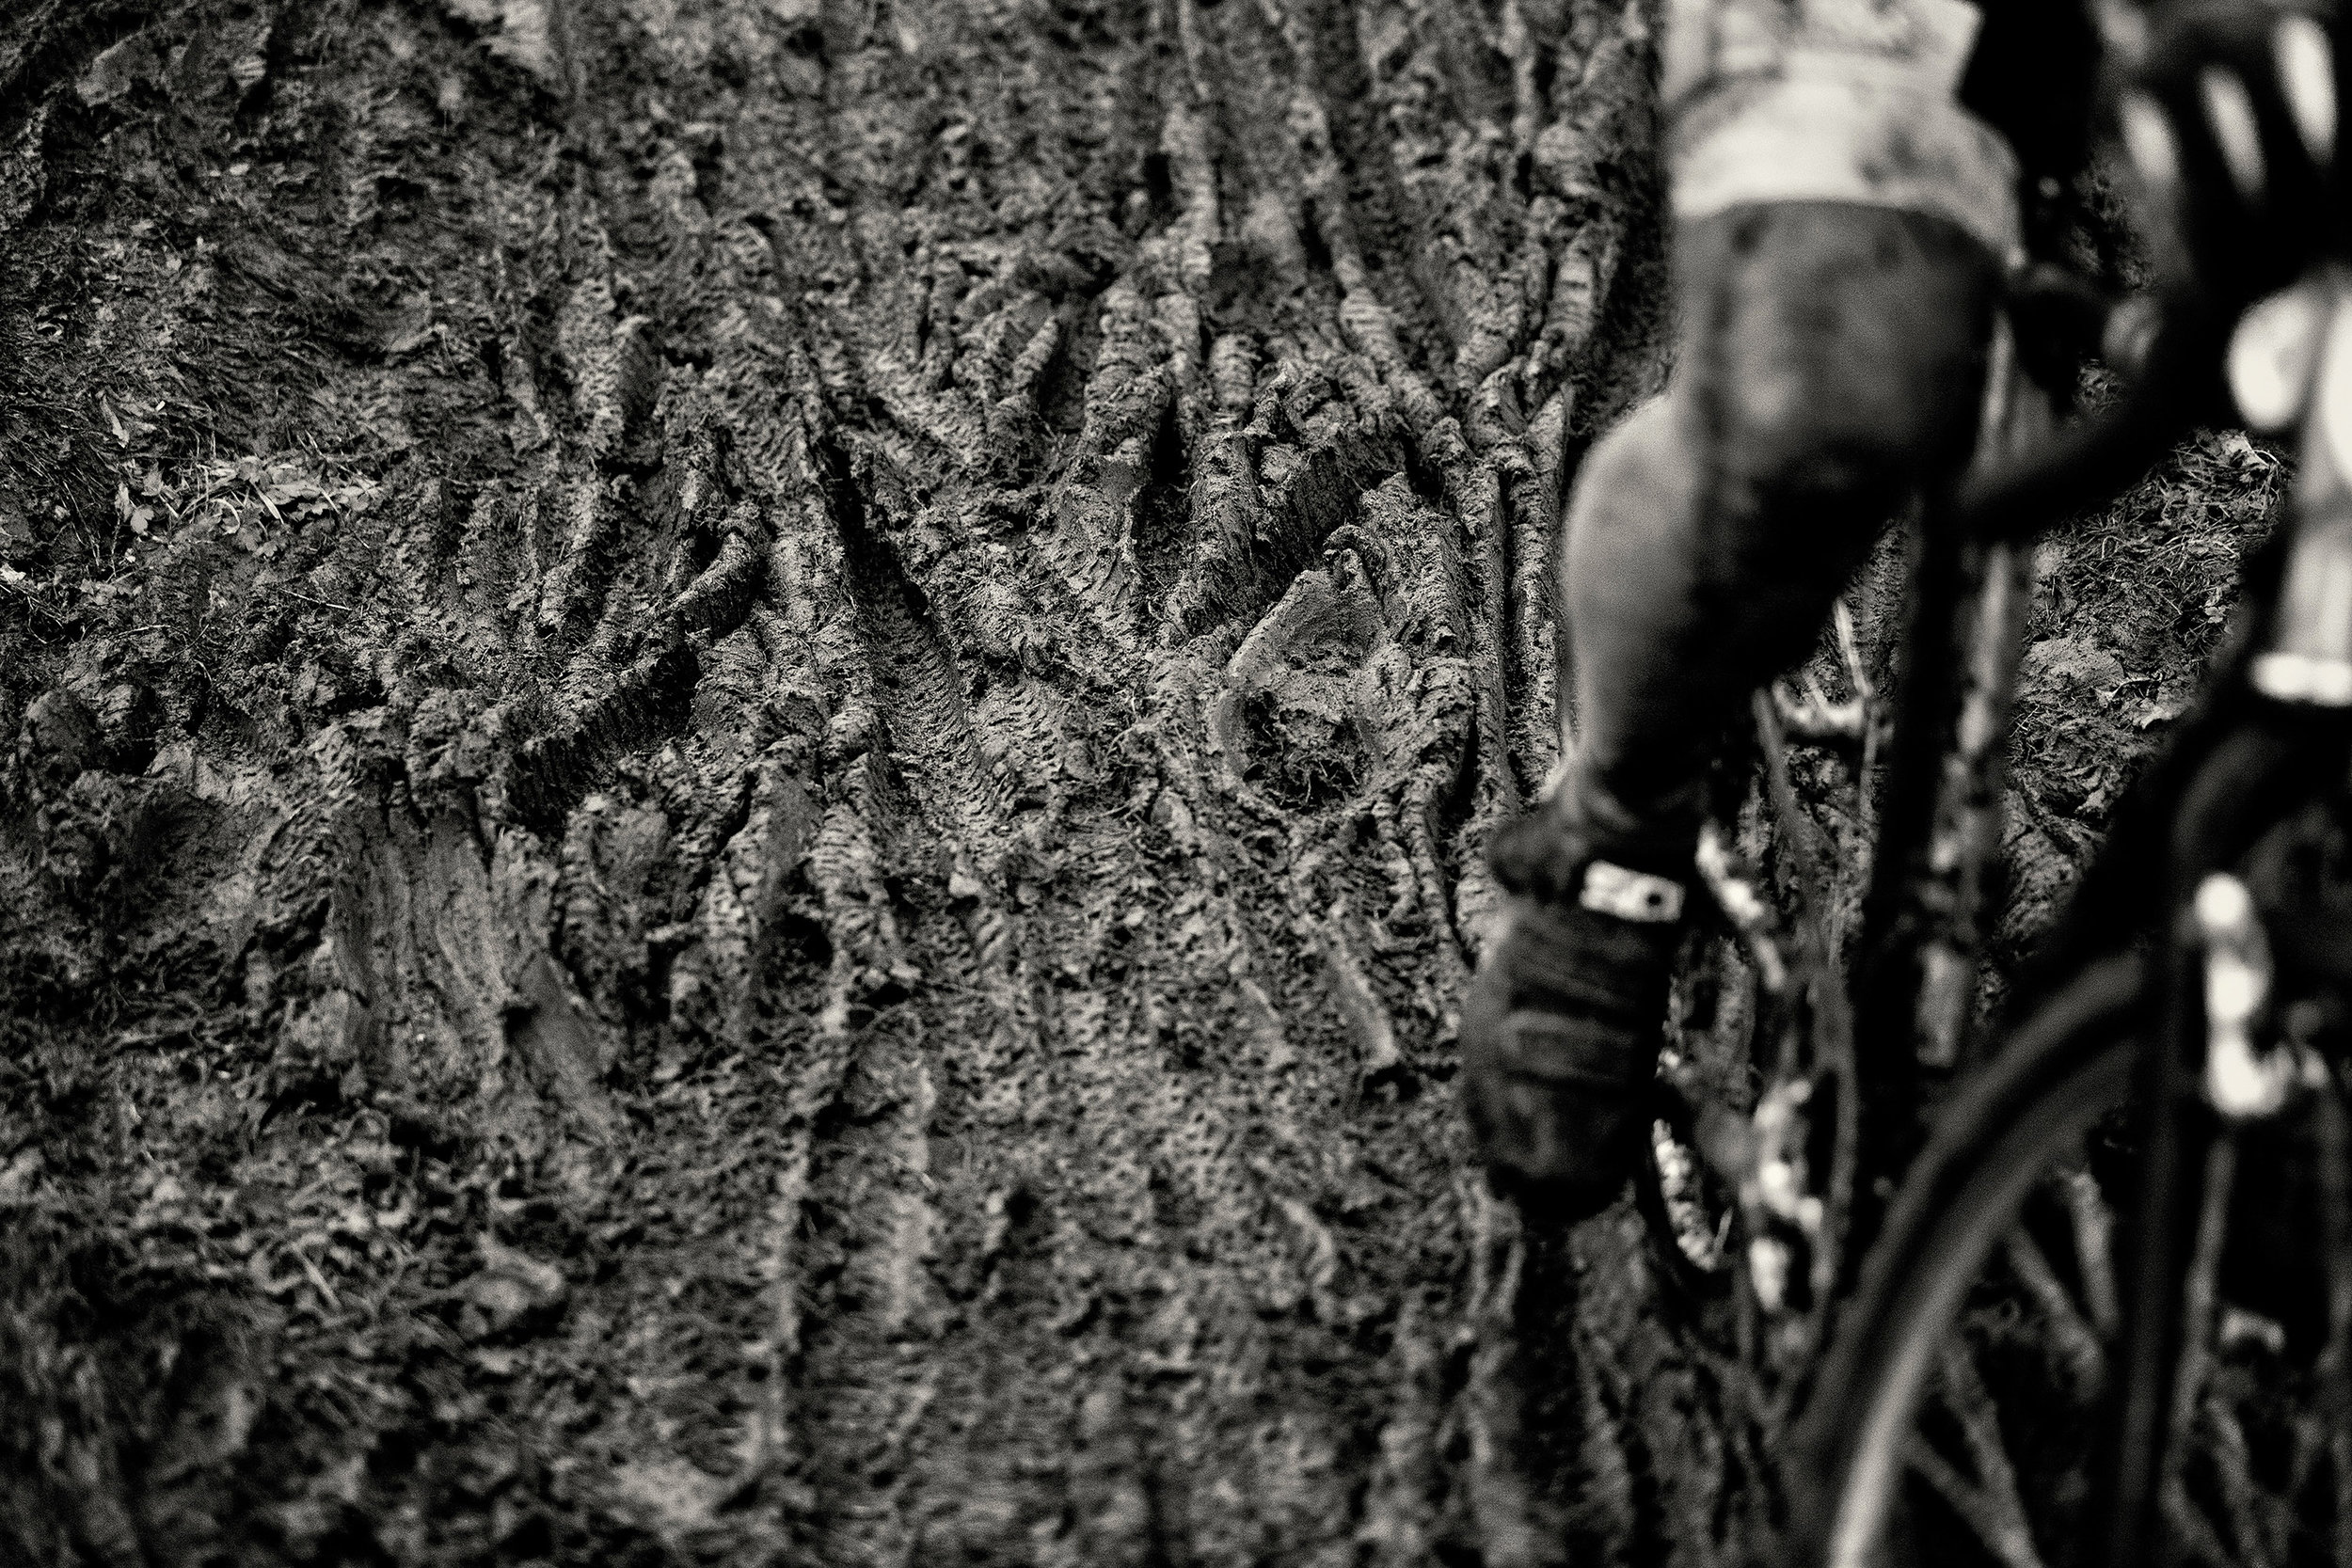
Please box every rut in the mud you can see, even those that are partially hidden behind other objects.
[0,2,2271,1565]
[0,0,1681,1560]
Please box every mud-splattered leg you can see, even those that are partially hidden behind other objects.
[1551,202,1999,847]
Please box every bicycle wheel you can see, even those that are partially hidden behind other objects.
[1794,952,2352,1567]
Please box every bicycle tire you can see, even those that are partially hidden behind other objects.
[1791,952,2149,1567]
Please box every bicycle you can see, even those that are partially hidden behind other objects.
[1776,258,2352,1565]
[1600,246,2352,1562]
[1619,264,2122,1400]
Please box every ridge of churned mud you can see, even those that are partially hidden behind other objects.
[1,2,2274,1565]
[0,2,1676,1560]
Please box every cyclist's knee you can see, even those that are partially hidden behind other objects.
[1564,397,1687,551]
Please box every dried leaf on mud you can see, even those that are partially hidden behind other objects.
[442,0,563,87]
[2022,635,2130,700]
[456,1236,569,1341]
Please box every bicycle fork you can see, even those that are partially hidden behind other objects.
[2096,719,2335,1568]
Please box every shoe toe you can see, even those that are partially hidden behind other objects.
[1458,898,1673,1224]
[1461,1016,1643,1220]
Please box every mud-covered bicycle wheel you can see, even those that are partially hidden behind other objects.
[1793,953,2352,1566]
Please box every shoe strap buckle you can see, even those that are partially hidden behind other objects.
[1580,860,1686,925]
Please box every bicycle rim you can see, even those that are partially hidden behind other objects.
[1803,955,2148,1567]
[1805,954,2352,1568]
[1820,1039,2134,1566]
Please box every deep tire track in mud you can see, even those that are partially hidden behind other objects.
[3,0,2206,1563]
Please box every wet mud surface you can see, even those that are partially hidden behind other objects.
[0,2,2274,1564]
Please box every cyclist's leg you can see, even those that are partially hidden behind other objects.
[1467,201,1999,1211]
[1559,200,2000,844]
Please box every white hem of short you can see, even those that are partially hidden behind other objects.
[1670,73,2023,258]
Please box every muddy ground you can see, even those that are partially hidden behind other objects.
[0,2,2280,1564]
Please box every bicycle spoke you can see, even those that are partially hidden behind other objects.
[1944,1341,2038,1526]
[2335,1422,2352,1568]
[2160,1471,2235,1567]
[1901,1338,2047,1567]
[2200,1394,2283,1568]
[1831,594,1872,713]
[2169,1139,2240,1444]
[2003,1226,2106,1402]
[2058,1167,2120,1338]
[2311,1082,2352,1564]
[1902,1432,2046,1568]
[1904,1439,2044,1567]
[2131,1137,2244,1568]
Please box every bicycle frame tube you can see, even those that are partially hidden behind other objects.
[1849,509,1963,1219]
[2096,720,2319,1568]
[1851,323,2052,1252]
[1911,332,2052,1074]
